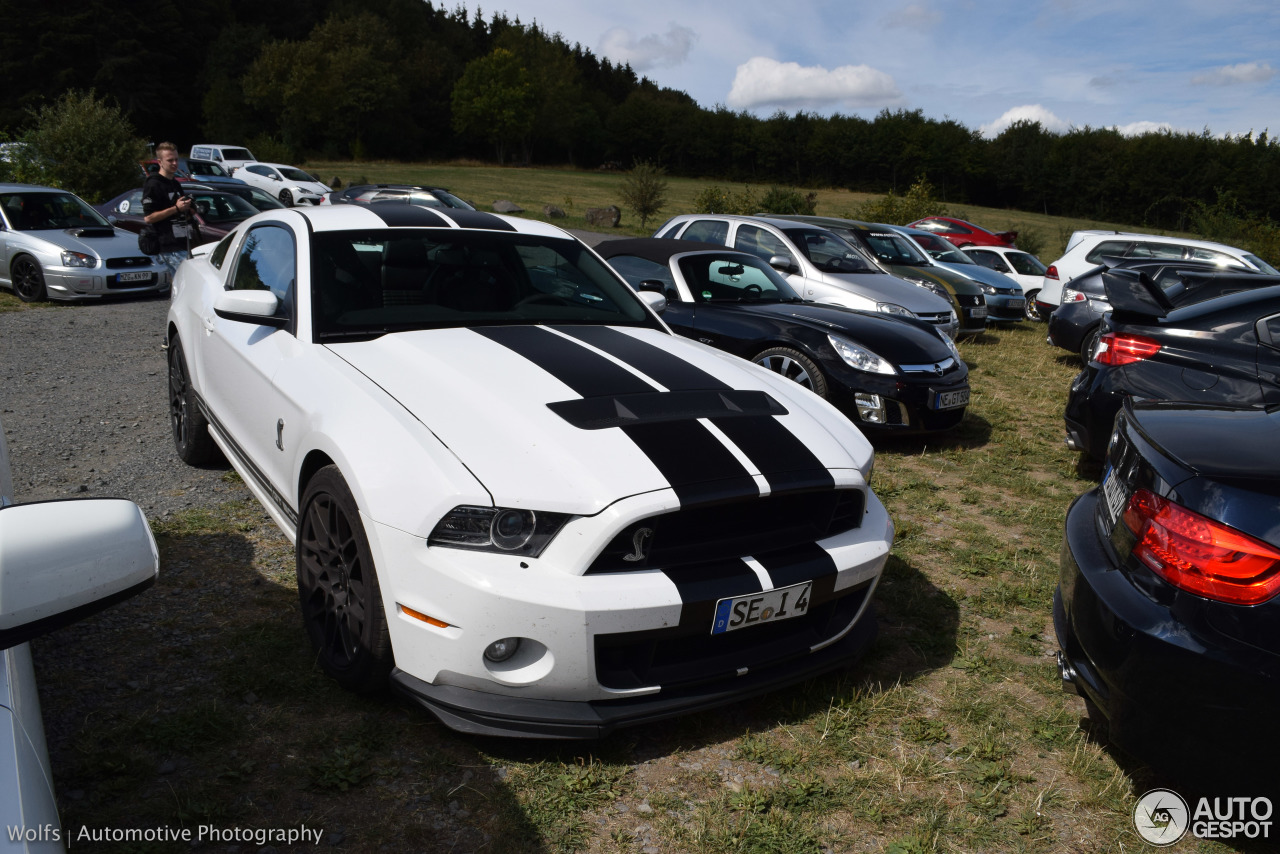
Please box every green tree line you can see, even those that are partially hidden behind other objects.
[2,0,1279,231]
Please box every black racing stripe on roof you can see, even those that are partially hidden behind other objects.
[710,416,835,494]
[753,542,838,590]
[554,325,729,391]
[435,209,517,231]
[363,202,450,228]
[472,326,653,397]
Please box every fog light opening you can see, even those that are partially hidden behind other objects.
[855,393,885,424]
[484,637,522,663]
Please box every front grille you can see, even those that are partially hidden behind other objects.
[106,256,153,269]
[595,581,871,689]
[917,311,954,326]
[956,294,985,307]
[588,489,864,575]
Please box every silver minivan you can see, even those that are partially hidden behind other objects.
[187,143,257,174]
[653,214,959,337]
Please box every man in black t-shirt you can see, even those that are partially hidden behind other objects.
[141,141,196,276]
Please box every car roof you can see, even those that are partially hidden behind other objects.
[1069,229,1252,254]
[759,214,883,232]
[596,237,753,264]
[0,183,63,193]
[666,212,831,231]
[286,201,570,237]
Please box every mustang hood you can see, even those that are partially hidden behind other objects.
[329,325,869,515]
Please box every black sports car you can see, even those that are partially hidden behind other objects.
[1048,257,1269,361]
[1055,398,1280,791]
[1064,267,1280,459]
[598,238,971,433]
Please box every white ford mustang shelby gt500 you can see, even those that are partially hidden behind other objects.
[167,202,893,738]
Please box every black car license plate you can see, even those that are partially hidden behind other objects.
[931,388,970,410]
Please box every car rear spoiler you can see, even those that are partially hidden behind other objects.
[1101,268,1175,318]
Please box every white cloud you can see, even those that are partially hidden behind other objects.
[597,24,696,71]
[881,3,941,30]
[1114,120,1173,136]
[1191,61,1276,86]
[979,105,1072,138]
[726,57,901,110]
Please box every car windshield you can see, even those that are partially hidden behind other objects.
[188,192,260,224]
[1007,251,1048,276]
[675,253,803,303]
[856,229,930,266]
[1244,254,1280,276]
[246,189,287,210]
[909,232,976,265]
[781,228,876,274]
[222,148,253,161]
[310,229,659,340]
[187,160,231,178]
[279,167,317,182]
[0,191,111,231]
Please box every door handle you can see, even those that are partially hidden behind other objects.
[202,314,216,334]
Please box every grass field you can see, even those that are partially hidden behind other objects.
[13,167,1253,852]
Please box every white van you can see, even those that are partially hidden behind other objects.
[187,144,257,174]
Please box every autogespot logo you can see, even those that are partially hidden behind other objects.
[1134,789,1189,846]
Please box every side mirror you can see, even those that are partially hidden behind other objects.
[0,498,158,650]
[768,254,796,273]
[636,279,667,294]
[214,289,287,328]
[637,290,667,314]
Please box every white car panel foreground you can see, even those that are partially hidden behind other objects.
[167,203,893,738]
[0,416,160,850]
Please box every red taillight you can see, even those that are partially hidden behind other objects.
[1045,265,1059,280]
[1122,489,1280,605]
[1094,332,1161,366]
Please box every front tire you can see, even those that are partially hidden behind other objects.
[168,337,219,465]
[1024,289,1042,322]
[12,256,47,302]
[296,466,393,694]
[279,189,294,207]
[754,347,828,397]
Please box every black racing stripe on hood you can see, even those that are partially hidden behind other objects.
[473,326,653,397]
[711,416,836,493]
[753,542,838,590]
[555,325,730,391]
[548,389,786,430]
[621,421,759,507]
[662,558,762,632]
[364,203,449,228]
[435,209,517,231]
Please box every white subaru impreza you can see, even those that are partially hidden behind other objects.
[166,202,893,738]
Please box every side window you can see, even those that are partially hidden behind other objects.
[1085,240,1133,263]
[968,250,1010,272]
[680,220,729,245]
[1129,241,1184,260]
[247,164,269,177]
[1188,247,1247,269]
[210,231,237,270]
[1259,313,1280,349]
[733,225,788,262]
[607,256,676,294]
[231,225,295,317]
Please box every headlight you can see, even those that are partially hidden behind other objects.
[61,251,96,268]
[939,331,962,361]
[828,334,897,375]
[905,277,948,299]
[876,303,915,318]
[981,284,997,295]
[429,506,571,557]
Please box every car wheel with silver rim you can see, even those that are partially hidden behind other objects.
[11,256,47,302]
[1024,289,1041,321]
[296,465,393,694]
[754,347,828,397]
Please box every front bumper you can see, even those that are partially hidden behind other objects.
[823,363,970,434]
[983,293,1025,323]
[369,488,893,738]
[42,265,171,300]
[1055,491,1280,780]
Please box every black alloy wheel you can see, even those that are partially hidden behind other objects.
[1080,326,1102,363]
[754,347,829,397]
[1024,289,1042,322]
[279,189,294,207]
[12,256,47,302]
[168,338,219,465]
[296,466,393,694]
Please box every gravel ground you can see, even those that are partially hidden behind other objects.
[0,296,252,516]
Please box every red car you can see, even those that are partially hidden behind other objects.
[907,217,1017,248]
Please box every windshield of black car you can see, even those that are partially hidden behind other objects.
[188,160,230,177]
[911,232,976,265]
[781,228,877,273]
[188,192,259,224]
[0,192,111,230]
[676,253,801,302]
[310,229,659,340]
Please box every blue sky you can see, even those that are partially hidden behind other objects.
[486,0,1280,138]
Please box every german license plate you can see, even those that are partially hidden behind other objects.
[970,306,988,318]
[116,271,152,283]
[711,581,811,635]
[1008,298,1025,309]
[1100,465,1128,530]
[932,388,970,410]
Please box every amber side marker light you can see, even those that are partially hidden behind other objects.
[399,604,451,628]
[1122,488,1280,605]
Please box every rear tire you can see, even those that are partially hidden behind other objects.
[754,347,828,397]
[296,466,393,694]
[1080,326,1101,363]
[12,256,47,302]
[1024,289,1042,322]
[168,337,219,465]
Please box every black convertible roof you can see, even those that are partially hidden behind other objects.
[595,237,752,265]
